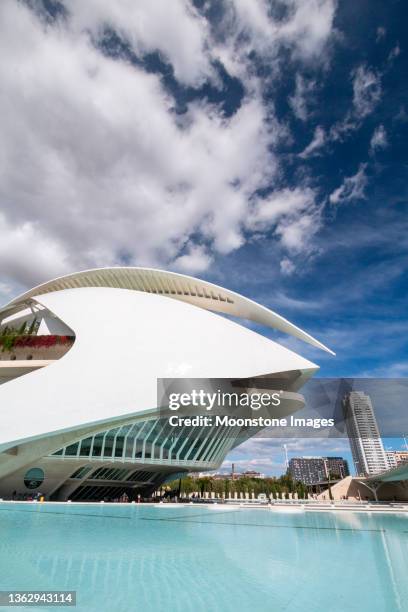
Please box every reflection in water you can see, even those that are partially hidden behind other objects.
[0,505,407,612]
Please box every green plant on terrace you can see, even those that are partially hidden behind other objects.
[0,319,37,352]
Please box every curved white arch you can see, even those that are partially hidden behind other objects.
[0,267,334,354]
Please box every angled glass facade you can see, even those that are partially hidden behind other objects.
[50,417,239,470]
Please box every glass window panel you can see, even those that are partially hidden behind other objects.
[65,443,79,456]
[70,466,91,479]
[92,435,104,457]
[97,468,110,479]
[125,436,135,459]
[103,429,119,458]
[115,436,124,457]
[78,437,92,457]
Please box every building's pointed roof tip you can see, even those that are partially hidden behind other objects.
[0,266,335,355]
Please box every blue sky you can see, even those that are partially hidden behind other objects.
[0,0,407,474]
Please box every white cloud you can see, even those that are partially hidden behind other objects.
[223,0,336,59]
[172,244,213,273]
[268,0,336,61]
[247,187,322,254]
[280,258,296,276]
[329,113,358,142]
[0,0,338,289]
[329,64,382,142]
[289,74,316,121]
[352,64,382,119]
[0,213,71,288]
[206,0,337,86]
[376,26,386,42]
[299,125,325,158]
[272,291,322,311]
[388,44,401,63]
[329,163,368,205]
[276,207,322,253]
[247,187,316,228]
[67,0,337,90]
[369,124,388,153]
[67,0,214,87]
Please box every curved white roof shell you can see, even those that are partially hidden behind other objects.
[0,267,334,355]
[0,287,318,450]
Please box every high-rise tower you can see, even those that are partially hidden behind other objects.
[343,391,388,476]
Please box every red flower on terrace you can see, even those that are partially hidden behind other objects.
[13,335,75,348]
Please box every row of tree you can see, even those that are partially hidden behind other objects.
[166,474,309,499]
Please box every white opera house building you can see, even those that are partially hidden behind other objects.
[0,268,332,501]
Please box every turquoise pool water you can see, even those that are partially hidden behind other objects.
[0,503,407,612]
